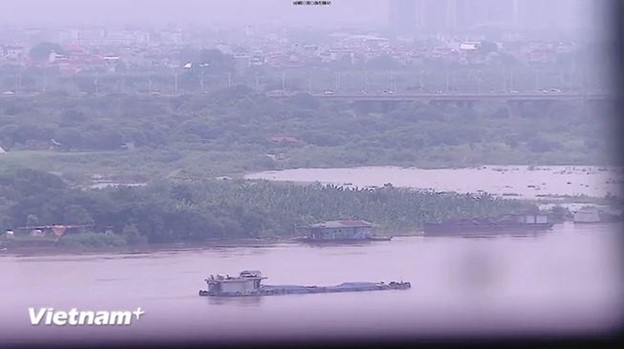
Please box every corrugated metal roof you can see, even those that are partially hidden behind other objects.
[309,220,373,228]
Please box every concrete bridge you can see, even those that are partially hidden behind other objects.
[270,92,613,102]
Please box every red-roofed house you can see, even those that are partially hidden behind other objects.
[268,135,302,144]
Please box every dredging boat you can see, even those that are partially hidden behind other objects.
[423,212,554,236]
[198,270,411,297]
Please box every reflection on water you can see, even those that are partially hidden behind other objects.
[206,296,264,307]
[1,222,622,344]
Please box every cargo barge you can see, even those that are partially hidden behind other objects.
[199,270,410,297]
[424,212,554,236]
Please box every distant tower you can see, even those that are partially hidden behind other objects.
[512,0,520,28]
[389,0,418,36]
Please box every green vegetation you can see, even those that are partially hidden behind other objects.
[0,168,531,243]
[55,232,127,248]
[0,88,617,184]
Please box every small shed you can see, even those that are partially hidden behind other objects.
[573,207,601,223]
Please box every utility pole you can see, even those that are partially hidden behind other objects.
[509,69,514,92]
[534,68,539,91]
[174,73,178,95]
[42,71,47,92]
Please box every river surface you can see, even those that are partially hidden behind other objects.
[245,166,623,199]
[1,222,623,345]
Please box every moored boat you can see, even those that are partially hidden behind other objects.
[424,212,554,236]
[573,205,623,224]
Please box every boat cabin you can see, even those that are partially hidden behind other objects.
[501,212,549,224]
[205,270,267,295]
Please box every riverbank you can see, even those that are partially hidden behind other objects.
[0,238,289,257]
[0,234,422,257]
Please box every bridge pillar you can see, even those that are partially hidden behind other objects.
[456,100,475,109]
[506,100,525,118]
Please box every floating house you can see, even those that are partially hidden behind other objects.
[294,220,391,242]
[302,220,374,240]
[573,205,622,223]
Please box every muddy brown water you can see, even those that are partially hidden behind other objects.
[1,222,622,345]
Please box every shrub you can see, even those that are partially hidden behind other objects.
[56,232,127,248]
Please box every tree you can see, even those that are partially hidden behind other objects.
[527,137,560,153]
[26,214,39,226]
[195,49,235,74]
[29,42,64,63]
[479,41,499,55]
[290,93,320,109]
[63,204,94,225]
[367,55,400,70]
[122,224,147,246]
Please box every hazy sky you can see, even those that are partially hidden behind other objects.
[0,0,387,27]
[0,0,610,36]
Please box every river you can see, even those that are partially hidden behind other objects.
[2,222,623,345]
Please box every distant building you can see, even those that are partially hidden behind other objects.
[459,41,480,51]
[387,0,585,35]
[573,207,600,223]
[1,45,24,60]
[268,136,302,144]
[329,48,354,62]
